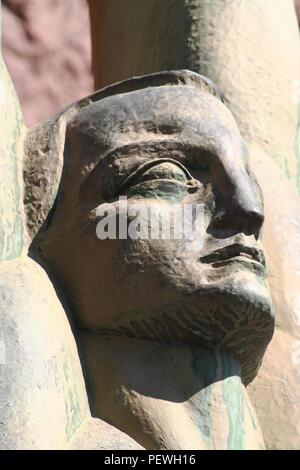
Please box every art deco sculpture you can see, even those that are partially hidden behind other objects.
[1,0,300,451]
[19,70,273,449]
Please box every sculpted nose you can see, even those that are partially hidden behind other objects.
[209,171,264,239]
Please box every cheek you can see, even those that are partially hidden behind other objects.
[90,195,213,282]
[117,238,173,274]
[183,185,215,235]
[92,238,181,315]
[114,235,203,293]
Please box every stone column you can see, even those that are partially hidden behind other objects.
[0,2,26,261]
[0,1,90,449]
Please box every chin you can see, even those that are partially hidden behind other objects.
[195,277,275,384]
[96,272,274,385]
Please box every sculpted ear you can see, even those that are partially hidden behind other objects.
[23,99,91,240]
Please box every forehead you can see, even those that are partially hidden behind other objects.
[62,85,252,207]
[70,85,241,157]
[65,86,248,203]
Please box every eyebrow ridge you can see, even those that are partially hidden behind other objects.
[87,138,221,179]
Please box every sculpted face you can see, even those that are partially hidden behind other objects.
[38,83,274,384]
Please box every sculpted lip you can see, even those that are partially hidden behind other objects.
[199,243,266,268]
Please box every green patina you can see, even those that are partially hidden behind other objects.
[294,103,300,197]
[65,387,82,441]
[271,152,292,185]
[284,157,290,181]
[221,353,245,450]
[245,397,257,430]
[127,180,189,204]
[62,356,88,442]
[190,348,250,449]
[63,360,70,382]
[190,346,216,446]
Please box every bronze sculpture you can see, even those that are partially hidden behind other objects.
[1,0,300,450]
[26,71,274,449]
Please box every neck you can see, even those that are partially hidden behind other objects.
[78,333,264,450]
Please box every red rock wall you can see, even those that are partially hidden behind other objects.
[295,0,300,23]
[1,0,93,126]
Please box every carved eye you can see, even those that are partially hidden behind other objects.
[116,158,195,194]
[115,158,198,202]
[132,161,188,185]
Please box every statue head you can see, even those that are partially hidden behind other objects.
[30,70,274,385]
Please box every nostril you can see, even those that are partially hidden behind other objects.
[209,210,227,230]
[209,205,265,238]
[249,207,264,226]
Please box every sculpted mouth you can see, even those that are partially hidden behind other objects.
[199,243,266,268]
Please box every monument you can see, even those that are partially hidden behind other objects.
[0,0,299,450]
[1,69,273,450]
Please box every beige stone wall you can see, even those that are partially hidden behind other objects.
[1,0,93,126]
